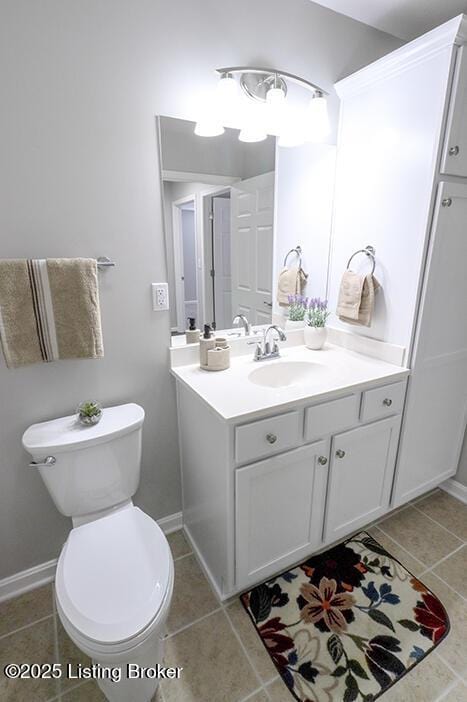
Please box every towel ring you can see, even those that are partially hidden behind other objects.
[283,246,302,268]
[346,246,376,275]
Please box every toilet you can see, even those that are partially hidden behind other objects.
[22,403,174,702]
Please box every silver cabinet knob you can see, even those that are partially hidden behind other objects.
[442,198,452,207]
[383,398,393,407]
[449,145,460,155]
[266,433,277,444]
[318,455,328,466]
[336,449,346,459]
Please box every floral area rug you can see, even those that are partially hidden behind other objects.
[240,532,449,701]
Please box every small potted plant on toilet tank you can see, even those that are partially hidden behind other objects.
[304,298,330,349]
[77,400,103,426]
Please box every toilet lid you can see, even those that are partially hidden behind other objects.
[56,506,171,644]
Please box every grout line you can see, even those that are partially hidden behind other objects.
[375,523,433,569]
[412,502,467,544]
[435,680,462,702]
[165,606,223,639]
[433,650,463,687]
[224,607,267,691]
[370,525,426,570]
[239,686,268,702]
[51,605,62,700]
[419,543,465,577]
[423,569,467,604]
[0,613,54,641]
[172,551,193,563]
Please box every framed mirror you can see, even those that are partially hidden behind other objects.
[158,115,337,339]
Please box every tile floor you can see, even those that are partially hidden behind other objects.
[0,489,466,702]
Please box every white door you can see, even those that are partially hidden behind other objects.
[235,441,329,589]
[393,182,467,504]
[212,196,232,330]
[230,172,274,325]
[441,46,467,177]
[324,416,401,543]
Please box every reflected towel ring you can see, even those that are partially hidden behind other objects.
[346,246,376,275]
[283,246,302,268]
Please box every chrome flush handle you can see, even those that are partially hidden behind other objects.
[29,456,56,468]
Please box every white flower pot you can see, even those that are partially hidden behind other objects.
[285,319,305,330]
[304,326,327,350]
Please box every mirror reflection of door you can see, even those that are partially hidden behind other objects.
[159,116,276,335]
[212,193,232,330]
[231,172,274,325]
[172,198,198,332]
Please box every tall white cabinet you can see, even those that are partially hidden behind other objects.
[330,15,467,504]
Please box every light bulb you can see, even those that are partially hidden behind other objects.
[307,91,330,141]
[266,86,286,105]
[194,120,224,137]
[238,125,267,142]
[217,73,238,100]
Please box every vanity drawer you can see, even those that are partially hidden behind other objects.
[304,394,360,442]
[235,411,301,464]
[360,381,406,422]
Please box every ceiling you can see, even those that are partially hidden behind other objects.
[311,0,467,40]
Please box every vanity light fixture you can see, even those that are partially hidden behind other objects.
[194,67,330,146]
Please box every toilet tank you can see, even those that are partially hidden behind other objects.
[22,403,145,518]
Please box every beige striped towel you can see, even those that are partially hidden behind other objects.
[0,258,104,368]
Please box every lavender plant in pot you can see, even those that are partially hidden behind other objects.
[304,298,330,349]
[286,294,307,330]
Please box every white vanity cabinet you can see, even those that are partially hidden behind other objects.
[236,441,328,588]
[175,372,408,599]
[324,416,401,543]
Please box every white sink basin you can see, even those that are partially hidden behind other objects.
[248,361,322,388]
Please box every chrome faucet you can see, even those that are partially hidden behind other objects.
[232,314,251,336]
[249,325,287,361]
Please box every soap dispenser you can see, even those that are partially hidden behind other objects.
[186,317,200,344]
[199,324,215,369]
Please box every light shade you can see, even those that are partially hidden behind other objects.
[194,120,224,137]
[266,86,286,105]
[238,125,267,142]
[308,91,330,141]
[217,73,238,100]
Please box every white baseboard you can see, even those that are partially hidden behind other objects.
[157,510,183,534]
[0,559,57,604]
[440,478,467,504]
[0,510,183,604]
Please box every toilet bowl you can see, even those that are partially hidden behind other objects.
[22,404,174,702]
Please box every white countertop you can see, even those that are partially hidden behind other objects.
[170,343,410,422]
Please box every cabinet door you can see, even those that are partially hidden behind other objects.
[441,46,467,176]
[393,182,467,504]
[235,441,328,589]
[324,416,401,543]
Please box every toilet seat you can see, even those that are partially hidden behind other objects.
[55,505,172,650]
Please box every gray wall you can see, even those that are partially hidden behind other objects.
[161,118,276,178]
[0,0,400,580]
[456,430,467,487]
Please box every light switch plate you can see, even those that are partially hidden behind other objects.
[152,283,169,311]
